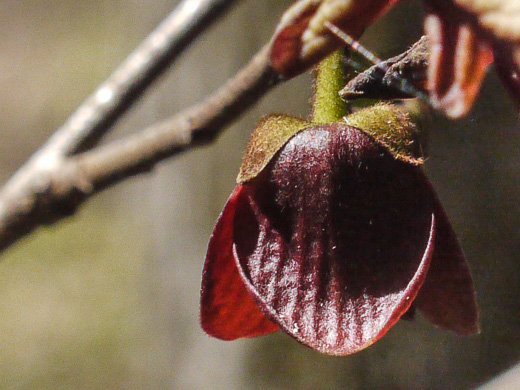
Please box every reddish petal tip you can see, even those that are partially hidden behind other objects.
[201,186,278,340]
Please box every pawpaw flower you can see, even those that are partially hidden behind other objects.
[200,53,478,356]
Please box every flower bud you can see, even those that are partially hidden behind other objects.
[201,107,478,355]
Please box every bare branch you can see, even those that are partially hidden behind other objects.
[67,0,242,156]
[72,46,279,191]
[0,45,279,252]
[0,0,240,250]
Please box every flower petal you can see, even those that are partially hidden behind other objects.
[232,125,437,355]
[424,11,493,118]
[415,195,479,335]
[200,186,279,340]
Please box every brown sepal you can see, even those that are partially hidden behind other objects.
[237,115,310,184]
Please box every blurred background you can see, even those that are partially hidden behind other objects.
[0,0,519,389]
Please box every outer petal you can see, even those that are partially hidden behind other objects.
[424,9,493,118]
[232,125,437,355]
[415,194,479,335]
[200,186,279,340]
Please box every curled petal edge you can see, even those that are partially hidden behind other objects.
[200,186,279,340]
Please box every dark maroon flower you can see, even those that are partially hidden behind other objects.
[200,104,478,355]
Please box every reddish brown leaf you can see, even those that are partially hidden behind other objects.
[270,0,320,78]
[232,124,437,355]
[200,186,279,340]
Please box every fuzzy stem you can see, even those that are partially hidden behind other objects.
[312,50,349,124]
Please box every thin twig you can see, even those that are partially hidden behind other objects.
[0,45,279,251]
[0,0,240,250]
[72,46,279,191]
[67,0,243,156]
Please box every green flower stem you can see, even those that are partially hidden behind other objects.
[312,50,349,124]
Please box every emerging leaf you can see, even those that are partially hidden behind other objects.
[424,9,493,118]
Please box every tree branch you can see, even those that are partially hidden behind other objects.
[70,0,243,156]
[0,43,278,252]
[71,46,278,192]
[0,0,242,251]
